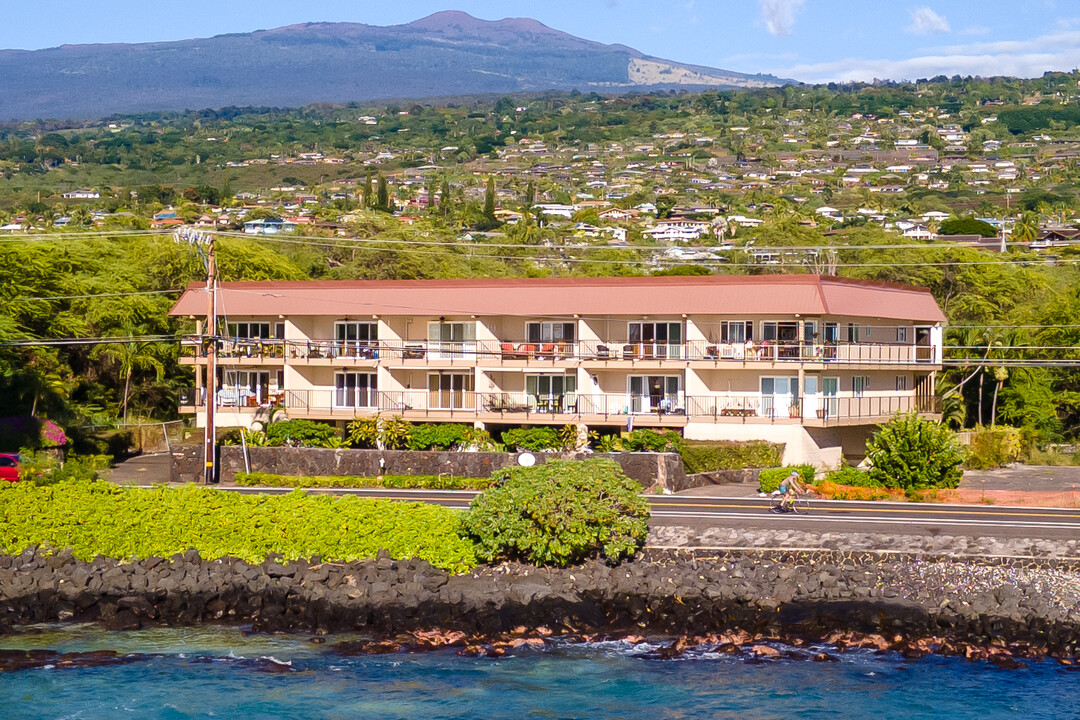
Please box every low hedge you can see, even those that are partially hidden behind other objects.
[234,472,494,491]
[0,481,477,572]
[758,464,816,493]
[681,440,785,474]
[812,480,901,502]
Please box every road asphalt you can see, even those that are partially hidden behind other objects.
[106,454,1080,541]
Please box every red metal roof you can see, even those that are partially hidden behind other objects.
[169,275,946,323]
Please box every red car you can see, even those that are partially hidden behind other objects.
[0,453,20,483]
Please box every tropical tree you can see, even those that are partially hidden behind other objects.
[91,331,167,424]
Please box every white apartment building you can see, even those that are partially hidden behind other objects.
[172,275,946,466]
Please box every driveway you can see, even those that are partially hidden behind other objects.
[106,453,172,485]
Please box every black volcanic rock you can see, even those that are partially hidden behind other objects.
[0,11,788,120]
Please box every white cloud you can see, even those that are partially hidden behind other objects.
[758,0,804,37]
[772,29,1080,83]
[907,7,951,35]
[958,25,990,37]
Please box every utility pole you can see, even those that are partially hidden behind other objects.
[204,233,218,484]
[176,227,218,484]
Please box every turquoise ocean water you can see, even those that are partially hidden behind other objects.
[1,625,1078,719]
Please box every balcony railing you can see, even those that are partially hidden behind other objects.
[179,388,941,424]
[181,335,939,366]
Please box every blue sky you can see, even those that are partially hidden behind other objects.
[9,1,1080,83]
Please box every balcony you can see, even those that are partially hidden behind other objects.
[182,336,939,368]
[179,387,939,428]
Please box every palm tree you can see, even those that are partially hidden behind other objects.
[1011,212,1041,246]
[92,333,166,424]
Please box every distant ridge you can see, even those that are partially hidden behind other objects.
[0,11,790,120]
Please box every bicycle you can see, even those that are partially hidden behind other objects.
[768,490,811,515]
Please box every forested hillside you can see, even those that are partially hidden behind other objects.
[4,74,1080,450]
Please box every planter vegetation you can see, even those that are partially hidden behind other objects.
[234,472,494,491]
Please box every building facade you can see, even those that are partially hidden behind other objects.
[171,275,946,466]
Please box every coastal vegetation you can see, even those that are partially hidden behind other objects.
[460,459,650,567]
[0,480,477,572]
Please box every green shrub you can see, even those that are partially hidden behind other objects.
[501,426,561,451]
[459,459,650,567]
[759,465,815,493]
[346,416,412,450]
[407,423,472,451]
[264,420,340,448]
[234,472,494,490]
[823,465,881,488]
[965,426,1023,470]
[0,481,476,572]
[17,451,111,485]
[620,429,683,453]
[680,440,785,473]
[866,412,965,491]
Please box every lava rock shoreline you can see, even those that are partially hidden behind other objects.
[2,547,1080,662]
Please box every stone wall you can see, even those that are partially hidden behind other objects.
[192,447,685,489]
[170,445,206,485]
[3,547,1079,659]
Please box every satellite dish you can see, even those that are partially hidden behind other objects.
[518,452,536,467]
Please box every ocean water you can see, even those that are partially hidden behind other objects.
[1,625,1078,719]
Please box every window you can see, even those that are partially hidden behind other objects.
[760,376,799,418]
[853,376,871,397]
[335,322,379,357]
[628,322,683,358]
[823,322,839,343]
[803,321,817,342]
[220,370,270,406]
[335,322,378,343]
[629,375,682,413]
[427,373,474,410]
[526,321,575,343]
[761,322,798,343]
[896,326,908,343]
[721,321,752,343]
[427,322,476,359]
[896,376,908,391]
[526,374,577,413]
[227,322,272,339]
[335,372,377,408]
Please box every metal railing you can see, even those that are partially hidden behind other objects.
[179,387,941,423]
[181,335,939,366]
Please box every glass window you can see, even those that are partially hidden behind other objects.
[335,372,377,407]
[853,376,870,397]
[526,322,575,343]
[896,327,908,343]
[227,322,271,339]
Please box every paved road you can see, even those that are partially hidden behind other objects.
[132,485,1080,541]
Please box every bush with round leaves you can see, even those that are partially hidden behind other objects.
[459,458,650,567]
[866,412,965,491]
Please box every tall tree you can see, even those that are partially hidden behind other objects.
[483,177,497,221]
[376,174,390,213]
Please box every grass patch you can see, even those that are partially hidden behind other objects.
[0,481,477,572]
[234,472,495,490]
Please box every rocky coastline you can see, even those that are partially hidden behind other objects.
[3,546,1080,666]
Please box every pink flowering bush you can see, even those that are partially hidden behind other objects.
[39,420,68,448]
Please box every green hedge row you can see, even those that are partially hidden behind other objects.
[0,481,477,572]
[680,440,785,474]
[234,472,494,491]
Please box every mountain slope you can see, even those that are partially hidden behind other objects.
[0,11,788,120]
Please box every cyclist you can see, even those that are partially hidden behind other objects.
[776,470,804,513]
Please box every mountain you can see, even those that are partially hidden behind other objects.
[0,11,789,121]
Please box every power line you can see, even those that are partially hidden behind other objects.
[8,289,182,302]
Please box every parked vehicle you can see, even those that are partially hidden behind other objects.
[0,453,20,482]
